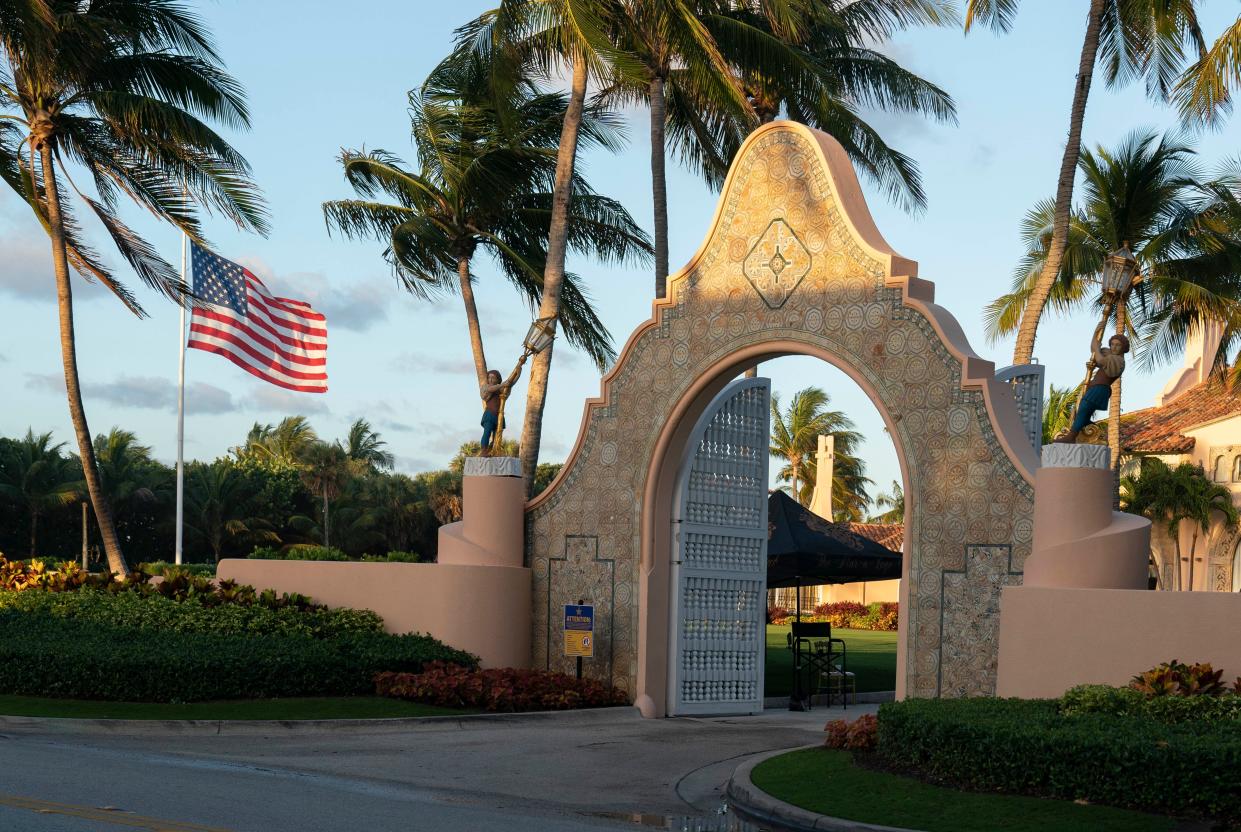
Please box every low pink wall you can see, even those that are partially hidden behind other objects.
[218,559,531,669]
[996,585,1241,698]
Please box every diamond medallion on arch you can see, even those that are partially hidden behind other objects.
[742,218,811,309]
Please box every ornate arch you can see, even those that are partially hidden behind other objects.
[525,122,1036,715]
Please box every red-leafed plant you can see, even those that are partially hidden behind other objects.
[1130,660,1227,698]
[823,714,877,751]
[375,662,629,712]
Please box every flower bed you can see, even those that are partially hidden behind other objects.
[375,662,629,712]
[767,601,898,631]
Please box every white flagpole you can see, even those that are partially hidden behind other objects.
[175,232,187,565]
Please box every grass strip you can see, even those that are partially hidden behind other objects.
[764,625,896,695]
[750,748,1176,832]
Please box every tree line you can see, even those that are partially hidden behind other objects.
[0,418,559,565]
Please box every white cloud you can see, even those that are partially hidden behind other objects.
[25,372,236,414]
[390,350,477,376]
[0,229,117,304]
[247,384,331,415]
[236,255,393,332]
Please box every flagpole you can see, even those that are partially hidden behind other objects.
[175,232,187,566]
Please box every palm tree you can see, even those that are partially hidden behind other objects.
[770,387,868,515]
[1041,384,1080,445]
[457,0,641,495]
[1123,458,1238,590]
[654,1,957,244]
[184,460,278,562]
[985,130,1241,468]
[868,480,904,524]
[1175,13,1241,126]
[93,428,170,548]
[234,417,319,466]
[1181,465,1238,591]
[298,442,352,549]
[965,0,1206,366]
[324,51,648,389]
[0,0,266,574]
[0,429,78,556]
[343,419,395,472]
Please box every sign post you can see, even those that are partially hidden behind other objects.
[563,601,594,680]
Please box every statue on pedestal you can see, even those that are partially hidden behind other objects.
[480,358,526,455]
[1055,332,1128,444]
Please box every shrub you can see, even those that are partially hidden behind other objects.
[782,602,899,631]
[767,605,789,625]
[877,697,1241,822]
[249,546,351,562]
[0,589,384,640]
[361,551,422,563]
[1130,660,1226,697]
[375,662,628,712]
[141,561,216,578]
[1061,683,1241,724]
[824,715,877,751]
[0,611,477,702]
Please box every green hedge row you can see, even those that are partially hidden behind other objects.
[0,589,384,640]
[877,698,1241,822]
[0,610,478,702]
[1062,684,1241,724]
[247,546,422,563]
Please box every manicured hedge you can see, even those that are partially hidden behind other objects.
[0,589,384,639]
[1061,683,1241,724]
[376,662,629,712]
[877,698,1241,823]
[767,601,898,631]
[247,546,422,563]
[0,610,478,702]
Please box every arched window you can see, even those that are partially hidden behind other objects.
[1214,455,1228,482]
[1232,455,1241,482]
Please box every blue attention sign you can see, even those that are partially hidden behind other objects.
[563,604,595,658]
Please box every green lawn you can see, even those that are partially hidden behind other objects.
[0,695,469,720]
[751,748,1177,832]
[765,624,896,696]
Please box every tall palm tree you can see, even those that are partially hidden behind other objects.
[770,386,868,516]
[343,419,395,472]
[0,429,78,556]
[298,442,352,549]
[868,480,904,524]
[0,0,266,574]
[656,1,957,239]
[1180,464,1238,591]
[965,0,1206,365]
[457,0,640,495]
[1175,13,1241,126]
[324,51,648,388]
[985,130,1241,469]
[93,428,170,549]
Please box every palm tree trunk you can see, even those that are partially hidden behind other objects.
[1188,529,1198,591]
[518,50,588,497]
[791,459,799,504]
[323,491,330,548]
[1011,0,1106,365]
[1174,532,1183,591]
[30,511,37,558]
[39,144,129,576]
[650,74,669,299]
[457,254,488,389]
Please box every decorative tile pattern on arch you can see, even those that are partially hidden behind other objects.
[526,125,1034,699]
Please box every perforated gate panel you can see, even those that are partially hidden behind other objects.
[669,378,770,715]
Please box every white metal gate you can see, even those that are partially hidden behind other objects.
[669,377,770,715]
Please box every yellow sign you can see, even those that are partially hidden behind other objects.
[563,604,595,658]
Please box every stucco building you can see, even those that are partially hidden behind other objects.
[1120,322,1241,592]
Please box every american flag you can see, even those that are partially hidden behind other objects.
[187,242,328,393]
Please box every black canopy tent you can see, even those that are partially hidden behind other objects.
[766,490,902,708]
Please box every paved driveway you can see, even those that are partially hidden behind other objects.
[0,705,868,831]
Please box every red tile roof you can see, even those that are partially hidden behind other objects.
[845,522,904,552]
[1120,381,1241,454]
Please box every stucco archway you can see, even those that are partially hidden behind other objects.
[525,122,1037,715]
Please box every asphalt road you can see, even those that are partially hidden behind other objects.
[0,706,859,831]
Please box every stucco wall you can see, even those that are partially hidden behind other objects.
[525,122,1037,713]
[997,586,1241,697]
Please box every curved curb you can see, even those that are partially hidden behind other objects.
[726,745,922,832]
[0,705,641,737]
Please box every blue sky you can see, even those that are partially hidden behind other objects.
[2,1,1238,502]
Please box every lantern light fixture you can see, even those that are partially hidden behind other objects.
[1101,242,1139,297]
[523,315,557,356]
